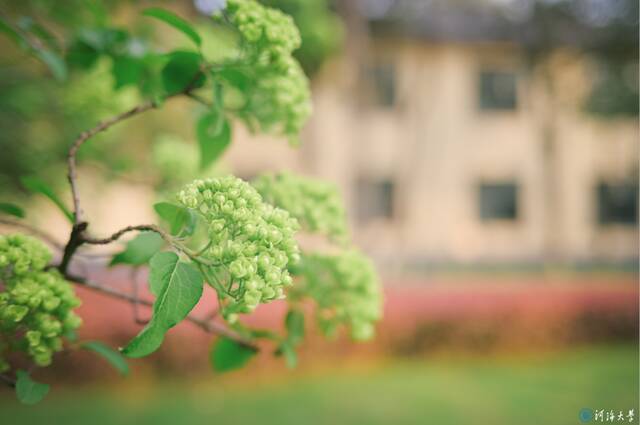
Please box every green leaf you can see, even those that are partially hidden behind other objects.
[285,309,305,346]
[0,17,66,81]
[197,114,231,169]
[15,370,49,405]
[161,51,204,94]
[0,202,25,218]
[67,39,100,69]
[154,202,196,236]
[143,8,202,47]
[210,337,257,372]
[81,341,129,376]
[21,176,73,222]
[112,55,144,89]
[35,49,67,81]
[110,232,164,266]
[147,251,178,296]
[278,342,298,369]
[219,68,251,92]
[17,17,60,51]
[122,257,203,358]
[0,16,26,46]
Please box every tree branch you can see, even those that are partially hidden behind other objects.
[67,101,159,225]
[66,274,257,350]
[82,224,168,245]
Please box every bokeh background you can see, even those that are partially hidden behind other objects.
[0,0,638,424]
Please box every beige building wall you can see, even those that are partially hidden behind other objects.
[292,38,638,266]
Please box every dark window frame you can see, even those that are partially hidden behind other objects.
[596,181,638,226]
[478,70,518,111]
[478,182,519,222]
[356,177,395,223]
[362,62,396,108]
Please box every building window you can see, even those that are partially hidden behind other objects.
[356,177,394,222]
[364,63,396,107]
[597,182,638,225]
[478,70,517,111]
[479,183,518,221]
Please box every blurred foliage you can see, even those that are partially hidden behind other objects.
[522,0,639,117]
[0,0,343,197]
[0,0,138,196]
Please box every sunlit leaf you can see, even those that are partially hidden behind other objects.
[112,55,144,89]
[21,176,73,222]
[0,202,25,218]
[154,202,197,236]
[197,113,231,170]
[81,341,129,376]
[110,232,164,266]
[122,256,203,358]
[15,370,49,405]
[143,8,202,47]
[210,337,257,372]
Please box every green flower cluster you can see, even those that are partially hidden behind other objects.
[177,176,300,319]
[292,250,382,341]
[253,172,348,242]
[0,234,82,371]
[224,0,312,142]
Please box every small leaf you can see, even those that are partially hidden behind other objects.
[278,342,298,369]
[154,202,196,236]
[211,337,257,372]
[15,370,49,405]
[122,258,203,358]
[17,17,60,51]
[0,202,25,218]
[110,232,164,266]
[285,309,305,346]
[197,114,231,169]
[81,341,129,376]
[21,176,73,222]
[34,49,67,82]
[161,51,204,94]
[143,8,202,47]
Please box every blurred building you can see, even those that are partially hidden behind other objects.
[227,0,639,270]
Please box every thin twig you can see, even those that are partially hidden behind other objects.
[82,224,168,245]
[67,101,158,225]
[66,274,257,350]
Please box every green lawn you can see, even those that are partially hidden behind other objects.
[2,345,638,425]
